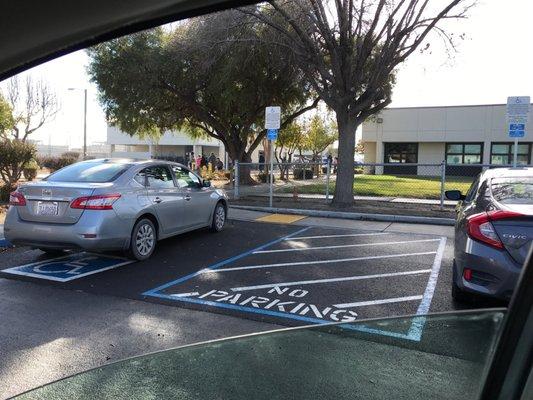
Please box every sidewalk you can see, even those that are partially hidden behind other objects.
[235,192,457,206]
[228,208,455,238]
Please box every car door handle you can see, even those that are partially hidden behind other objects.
[154,197,163,203]
[185,194,191,201]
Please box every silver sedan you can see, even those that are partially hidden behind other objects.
[4,159,228,260]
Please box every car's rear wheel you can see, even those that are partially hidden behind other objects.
[210,202,226,232]
[452,262,475,303]
[128,218,156,260]
[452,279,473,303]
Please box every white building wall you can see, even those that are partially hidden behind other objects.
[362,104,531,167]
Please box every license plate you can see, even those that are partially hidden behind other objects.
[37,201,59,216]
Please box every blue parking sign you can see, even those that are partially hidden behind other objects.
[267,129,278,140]
[509,123,525,138]
[2,253,134,282]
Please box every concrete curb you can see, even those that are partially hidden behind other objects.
[230,205,455,226]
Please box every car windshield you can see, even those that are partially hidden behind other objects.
[14,310,505,400]
[491,177,533,204]
[45,162,130,183]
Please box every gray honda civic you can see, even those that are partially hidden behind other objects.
[4,159,228,260]
[446,167,532,302]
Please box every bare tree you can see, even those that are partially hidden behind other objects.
[246,0,473,206]
[2,76,59,141]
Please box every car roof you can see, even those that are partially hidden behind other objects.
[0,0,257,81]
[481,167,533,180]
[81,158,187,168]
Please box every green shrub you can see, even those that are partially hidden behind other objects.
[38,154,78,172]
[23,159,40,181]
[0,184,15,203]
[61,151,80,160]
[0,139,36,188]
[293,168,313,180]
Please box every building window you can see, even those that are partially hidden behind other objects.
[383,143,418,175]
[384,143,418,163]
[445,143,482,165]
[491,142,530,165]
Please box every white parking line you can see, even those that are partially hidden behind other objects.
[204,251,437,273]
[254,238,440,254]
[230,269,431,291]
[285,232,389,241]
[334,295,424,308]
[170,292,200,297]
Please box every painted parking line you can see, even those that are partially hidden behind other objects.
[407,237,447,340]
[208,251,437,273]
[284,232,389,241]
[334,295,424,308]
[143,226,447,342]
[2,252,135,282]
[143,226,312,294]
[254,238,440,254]
[230,269,432,292]
[255,214,308,224]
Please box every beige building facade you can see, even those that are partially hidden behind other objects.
[362,104,531,175]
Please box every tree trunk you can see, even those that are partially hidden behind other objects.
[332,111,357,207]
[232,151,256,185]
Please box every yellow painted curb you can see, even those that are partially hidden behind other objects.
[255,213,307,224]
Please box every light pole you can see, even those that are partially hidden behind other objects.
[68,87,87,159]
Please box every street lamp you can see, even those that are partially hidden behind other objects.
[68,87,88,160]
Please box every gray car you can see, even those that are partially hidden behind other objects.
[445,167,533,302]
[4,158,228,260]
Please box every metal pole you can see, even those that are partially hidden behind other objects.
[234,161,239,200]
[83,89,87,160]
[513,137,518,168]
[325,160,331,202]
[440,160,446,210]
[269,140,274,208]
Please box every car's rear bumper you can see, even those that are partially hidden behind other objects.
[4,208,132,251]
[454,238,522,300]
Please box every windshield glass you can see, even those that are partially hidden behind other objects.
[45,162,130,183]
[491,177,533,204]
[14,310,505,400]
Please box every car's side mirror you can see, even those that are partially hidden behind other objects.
[445,190,465,201]
[202,180,211,188]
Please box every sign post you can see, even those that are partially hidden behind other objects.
[506,96,530,168]
[265,107,281,208]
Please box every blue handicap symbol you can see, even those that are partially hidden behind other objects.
[2,253,134,282]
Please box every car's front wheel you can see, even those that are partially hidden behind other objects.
[128,218,156,260]
[210,202,226,232]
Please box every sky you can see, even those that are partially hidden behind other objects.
[2,0,532,148]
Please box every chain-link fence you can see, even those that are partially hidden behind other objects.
[232,161,529,209]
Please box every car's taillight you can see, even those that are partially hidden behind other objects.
[9,191,26,206]
[466,210,523,249]
[70,194,121,210]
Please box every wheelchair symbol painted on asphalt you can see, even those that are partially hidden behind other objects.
[2,253,134,282]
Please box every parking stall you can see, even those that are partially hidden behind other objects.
[0,218,449,341]
[145,225,447,340]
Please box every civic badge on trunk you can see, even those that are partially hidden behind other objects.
[42,188,52,197]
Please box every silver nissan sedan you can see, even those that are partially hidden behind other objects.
[4,159,228,260]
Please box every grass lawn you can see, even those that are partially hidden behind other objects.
[282,174,474,199]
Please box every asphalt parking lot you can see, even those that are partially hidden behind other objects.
[3,214,503,398]
[0,218,456,338]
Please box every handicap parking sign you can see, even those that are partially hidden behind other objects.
[2,253,134,282]
[509,123,525,138]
